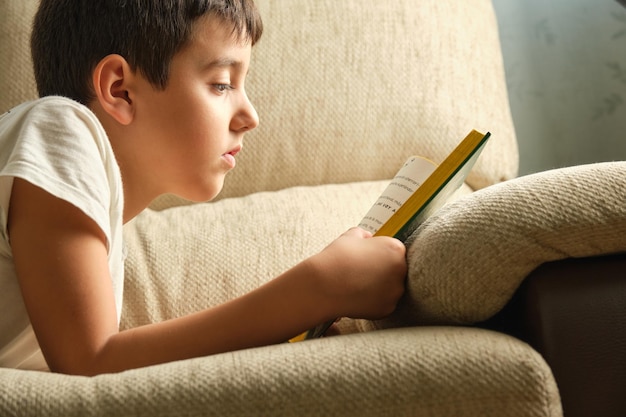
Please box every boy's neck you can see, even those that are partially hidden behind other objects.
[88,100,155,224]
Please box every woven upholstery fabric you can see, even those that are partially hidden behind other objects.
[0,327,561,417]
[385,161,626,327]
[150,0,518,209]
[0,1,38,112]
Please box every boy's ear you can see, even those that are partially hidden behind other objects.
[92,54,136,125]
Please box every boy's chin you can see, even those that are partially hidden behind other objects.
[185,183,225,203]
[164,176,226,204]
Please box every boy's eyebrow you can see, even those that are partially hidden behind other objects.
[201,57,243,71]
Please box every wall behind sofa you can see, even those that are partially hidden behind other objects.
[492,0,626,175]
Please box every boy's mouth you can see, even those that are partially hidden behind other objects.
[222,145,242,168]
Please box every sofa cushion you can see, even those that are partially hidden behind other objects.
[122,181,390,327]
[0,327,561,417]
[382,161,626,327]
[123,176,473,328]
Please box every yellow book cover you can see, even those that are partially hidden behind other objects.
[289,129,491,342]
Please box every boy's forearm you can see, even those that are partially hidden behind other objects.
[85,259,331,375]
[158,258,333,355]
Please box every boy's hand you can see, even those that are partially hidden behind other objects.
[310,227,407,320]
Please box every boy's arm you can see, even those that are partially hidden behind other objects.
[9,178,406,375]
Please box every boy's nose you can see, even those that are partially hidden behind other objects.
[233,92,259,133]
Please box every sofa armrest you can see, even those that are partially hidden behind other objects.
[377,161,626,330]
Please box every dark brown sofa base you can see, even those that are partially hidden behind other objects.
[480,252,626,417]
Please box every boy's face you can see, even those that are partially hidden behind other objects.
[127,16,258,203]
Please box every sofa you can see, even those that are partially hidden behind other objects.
[1,0,625,416]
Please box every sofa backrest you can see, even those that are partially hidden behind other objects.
[0,0,518,206]
[0,2,39,111]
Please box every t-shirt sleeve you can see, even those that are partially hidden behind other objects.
[0,98,116,248]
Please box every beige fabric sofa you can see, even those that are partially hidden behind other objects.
[2,0,625,416]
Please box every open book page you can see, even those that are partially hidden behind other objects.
[359,156,436,235]
[375,130,490,241]
[388,141,487,242]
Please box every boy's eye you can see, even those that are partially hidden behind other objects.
[213,84,234,93]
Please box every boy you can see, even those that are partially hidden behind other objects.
[0,0,406,375]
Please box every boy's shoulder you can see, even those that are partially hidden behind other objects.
[1,96,101,135]
[2,96,87,119]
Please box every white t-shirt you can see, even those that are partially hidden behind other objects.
[0,97,124,371]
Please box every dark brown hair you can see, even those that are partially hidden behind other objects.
[31,0,263,105]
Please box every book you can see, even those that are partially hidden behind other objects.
[289,129,492,342]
